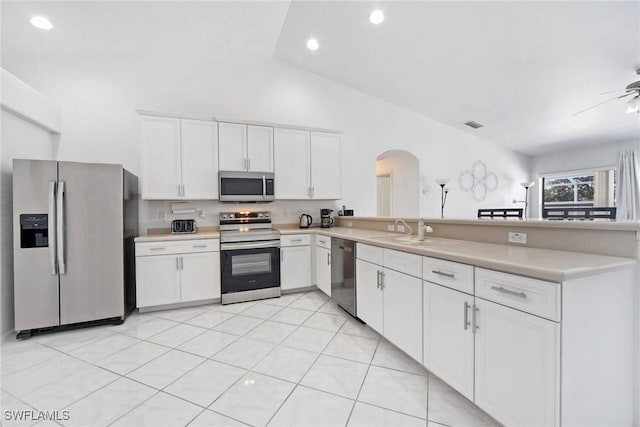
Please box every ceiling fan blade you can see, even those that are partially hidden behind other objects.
[573,95,625,116]
[599,89,626,95]
[617,91,636,98]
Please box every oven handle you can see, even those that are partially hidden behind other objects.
[221,241,280,251]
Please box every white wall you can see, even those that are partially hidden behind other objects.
[0,111,58,336]
[5,56,530,232]
[529,139,640,217]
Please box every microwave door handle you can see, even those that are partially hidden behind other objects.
[262,175,266,198]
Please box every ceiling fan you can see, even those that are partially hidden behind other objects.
[574,69,640,115]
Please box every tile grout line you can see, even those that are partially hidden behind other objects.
[344,337,382,426]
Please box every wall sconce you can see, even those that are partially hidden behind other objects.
[435,178,450,218]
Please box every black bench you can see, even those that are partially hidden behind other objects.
[542,207,617,220]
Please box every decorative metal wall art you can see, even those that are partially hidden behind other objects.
[458,160,498,201]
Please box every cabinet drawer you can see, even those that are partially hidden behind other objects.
[136,239,220,256]
[475,268,560,321]
[315,235,332,250]
[281,234,311,247]
[423,257,474,295]
[356,243,384,266]
[383,249,422,278]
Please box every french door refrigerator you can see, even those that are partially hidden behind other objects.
[13,159,138,337]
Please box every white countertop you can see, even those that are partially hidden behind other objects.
[135,226,637,282]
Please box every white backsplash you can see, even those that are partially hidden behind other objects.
[139,199,344,233]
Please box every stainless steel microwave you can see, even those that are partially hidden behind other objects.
[219,171,275,202]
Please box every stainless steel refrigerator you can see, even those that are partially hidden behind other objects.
[13,159,138,336]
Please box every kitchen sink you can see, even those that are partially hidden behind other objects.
[375,235,434,244]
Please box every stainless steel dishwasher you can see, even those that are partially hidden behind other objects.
[331,238,356,317]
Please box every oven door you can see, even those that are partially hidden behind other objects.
[219,171,275,202]
[220,241,281,294]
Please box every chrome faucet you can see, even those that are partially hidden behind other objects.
[394,218,412,236]
[417,219,434,241]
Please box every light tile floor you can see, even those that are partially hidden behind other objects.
[0,291,500,427]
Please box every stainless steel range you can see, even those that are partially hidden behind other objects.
[219,211,281,304]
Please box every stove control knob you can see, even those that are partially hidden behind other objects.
[258,213,263,218]
[221,214,227,220]
[230,214,235,219]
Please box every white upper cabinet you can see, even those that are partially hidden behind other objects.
[219,122,274,172]
[181,120,218,199]
[274,128,311,199]
[218,122,247,171]
[141,116,182,199]
[274,128,341,200]
[247,125,274,172]
[310,132,342,199]
[141,115,218,200]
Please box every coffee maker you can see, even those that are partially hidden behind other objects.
[320,209,334,228]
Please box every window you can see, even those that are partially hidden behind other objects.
[541,169,615,211]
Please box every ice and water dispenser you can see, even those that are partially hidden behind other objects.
[20,214,49,248]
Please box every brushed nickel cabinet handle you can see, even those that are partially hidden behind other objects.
[491,286,527,299]
[463,302,470,330]
[432,270,455,278]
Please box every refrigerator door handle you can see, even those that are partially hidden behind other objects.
[57,181,66,275]
[48,181,57,275]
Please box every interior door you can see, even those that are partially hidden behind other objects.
[424,282,475,400]
[58,161,125,325]
[181,119,218,199]
[12,159,60,331]
[355,259,383,334]
[247,125,274,172]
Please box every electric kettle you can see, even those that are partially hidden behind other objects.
[299,214,313,229]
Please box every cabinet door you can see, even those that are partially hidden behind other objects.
[181,119,218,199]
[355,259,384,334]
[218,122,247,171]
[383,269,423,362]
[316,246,331,297]
[247,125,274,172]
[424,282,474,400]
[136,255,181,308]
[475,298,559,427]
[141,117,182,199]
[274,128,310,199]
[281,246,311,291]
[310,132,341,199]
[180,252,220,302]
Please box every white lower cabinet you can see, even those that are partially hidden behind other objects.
[423,282,475,400]
[383,269,422,362]
[180,252,220,302]
[136,254,181,307]
[281,245,311,291]
[355,259,384,334]
[316,246,331,297]
[135,239,220,309]
[474,298,559,427]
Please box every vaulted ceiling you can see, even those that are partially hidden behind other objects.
[3,1,639,156]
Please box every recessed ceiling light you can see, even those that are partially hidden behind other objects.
[369,10,385,25]
[30,15,53,30]
[306,38,319,51]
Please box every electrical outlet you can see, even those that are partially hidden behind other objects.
[387,224,395,231]
[397,225,406,233]
[347,221,353,228]
[508,232,527,244]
